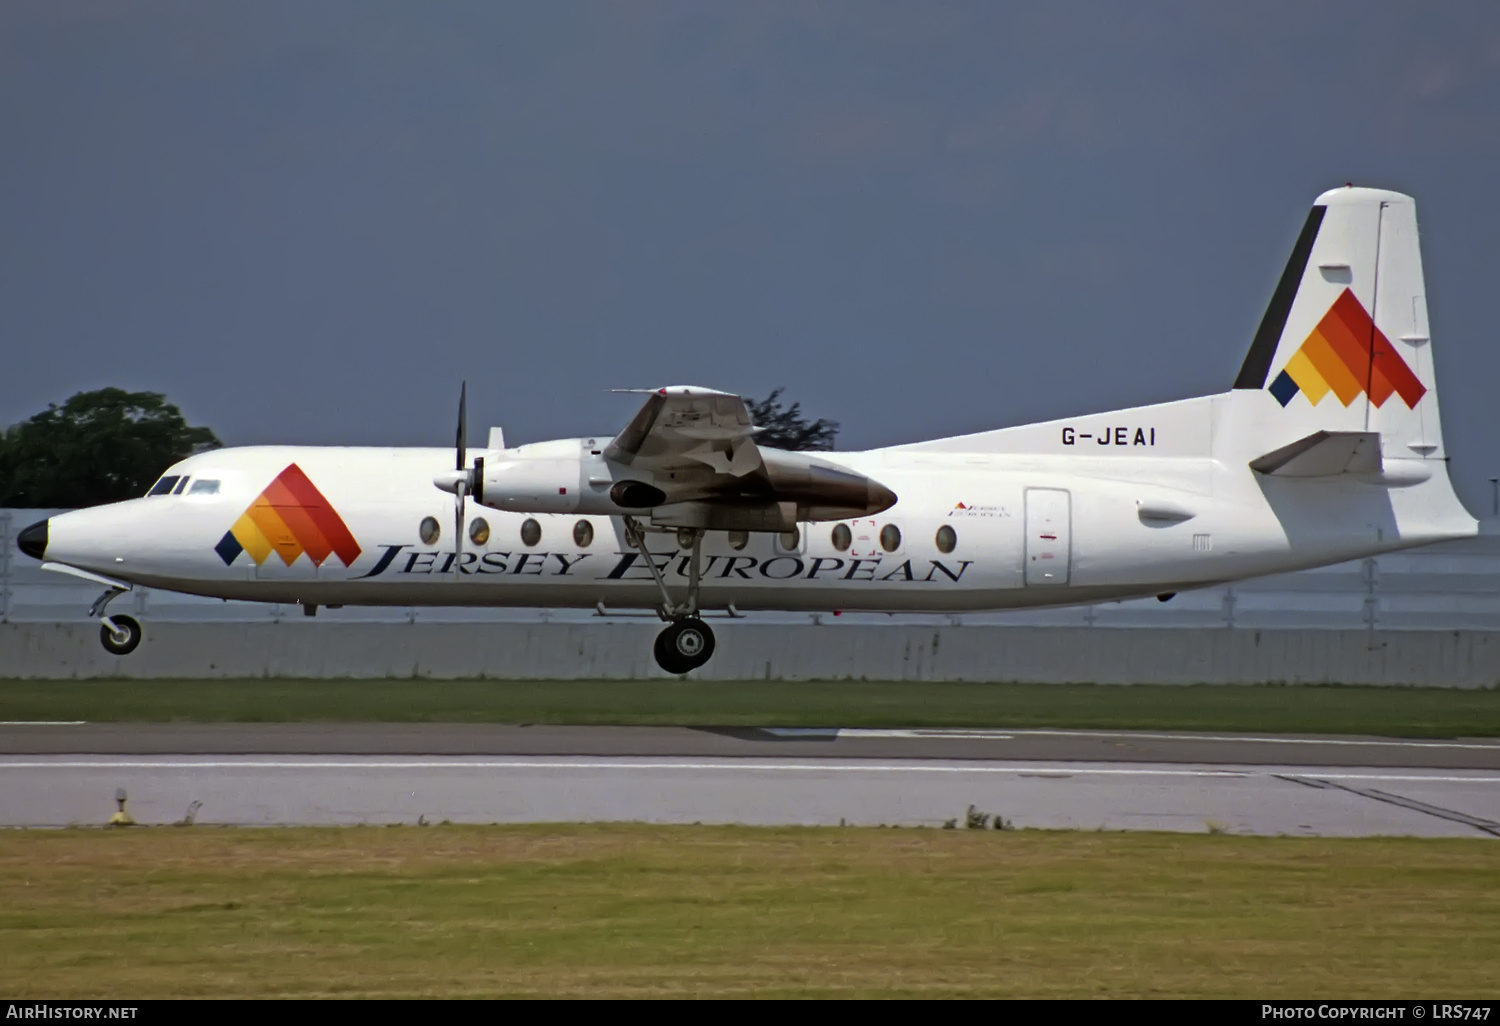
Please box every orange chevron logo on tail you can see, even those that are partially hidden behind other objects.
[215,464,361,567]
[1268,289,1426,409]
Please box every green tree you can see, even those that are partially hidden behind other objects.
[747,388,839,451]
[0,389,221,508]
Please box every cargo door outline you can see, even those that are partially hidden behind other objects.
[1024,488,1071,586]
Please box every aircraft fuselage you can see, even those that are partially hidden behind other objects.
[35,432,1460,617]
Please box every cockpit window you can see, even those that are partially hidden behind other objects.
[147,476,180,496]
[188,479,220,495]
[172,477,191,495]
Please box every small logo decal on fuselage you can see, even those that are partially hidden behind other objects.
[949,503,1011,518]
[215,464,361,568]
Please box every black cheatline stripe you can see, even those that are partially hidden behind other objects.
[1232,204,1327,390]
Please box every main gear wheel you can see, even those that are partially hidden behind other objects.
[654,618,715,674]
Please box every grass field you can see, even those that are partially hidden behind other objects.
[2,678,1500,736]
[2,825,1497,997]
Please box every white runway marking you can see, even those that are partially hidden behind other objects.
[835,728,1500,751]
[823,729,1016,740]
[0,721,87,726]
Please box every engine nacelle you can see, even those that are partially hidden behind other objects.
[477,458,583,513]
[758,449,897,520]
[464,437,896,522]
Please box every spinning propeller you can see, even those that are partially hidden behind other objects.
[434,382,484,577]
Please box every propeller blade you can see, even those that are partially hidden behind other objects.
[456,381,468,472]
[454,480,466,577]
[454,382,469,577]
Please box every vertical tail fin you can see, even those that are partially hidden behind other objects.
[1232,187,1444,462]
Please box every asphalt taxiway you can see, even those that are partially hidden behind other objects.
[2,724,1497,837]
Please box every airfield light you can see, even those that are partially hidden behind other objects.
[109,788,134,826]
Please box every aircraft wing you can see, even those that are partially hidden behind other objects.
[604,387,762,477]
[602,386,896,523]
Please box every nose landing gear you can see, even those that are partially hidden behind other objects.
[623,517,719,675]
[89,585,142,655]
[100,614,143,655]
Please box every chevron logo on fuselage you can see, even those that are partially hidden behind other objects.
[214,464,361,568]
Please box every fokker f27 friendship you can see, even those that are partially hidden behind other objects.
[17,187,1476,673]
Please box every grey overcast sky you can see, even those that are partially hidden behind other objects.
[2,1,1498,511]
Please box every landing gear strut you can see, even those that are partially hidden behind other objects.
[623,516,717,674]
[89,586,142,656]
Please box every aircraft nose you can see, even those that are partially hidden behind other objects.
[16,519,48,560]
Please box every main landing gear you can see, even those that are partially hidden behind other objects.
[623,516,716,674]
[90,585,142,656]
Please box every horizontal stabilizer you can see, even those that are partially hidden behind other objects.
[1249,430,1380,477]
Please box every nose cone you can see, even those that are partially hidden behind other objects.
[16,519,48,560]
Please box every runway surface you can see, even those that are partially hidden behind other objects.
[5,722,1500,768]
[2,724,1498,837]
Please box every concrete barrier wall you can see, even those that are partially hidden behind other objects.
[3,622,1498,686]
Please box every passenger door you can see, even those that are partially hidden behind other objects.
[1024,488,1071,586]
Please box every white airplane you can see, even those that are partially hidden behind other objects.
[16,186,1476,673]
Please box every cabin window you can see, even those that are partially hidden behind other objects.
[779,528,800,551]
[880,524,902,552]
[468,517,490,546]
[188,479,220,495]
[831,524,852,552]
[172,477,191,495]
[419,516,441,545]
[521,518,542,547]
[727,530,749,551]
[573,519,594,548]
[936,525,957,554]
[147,476,180,496]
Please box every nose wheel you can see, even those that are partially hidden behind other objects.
[100,614,143,656]
[87,584,142,655]
[654,618,715,675]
